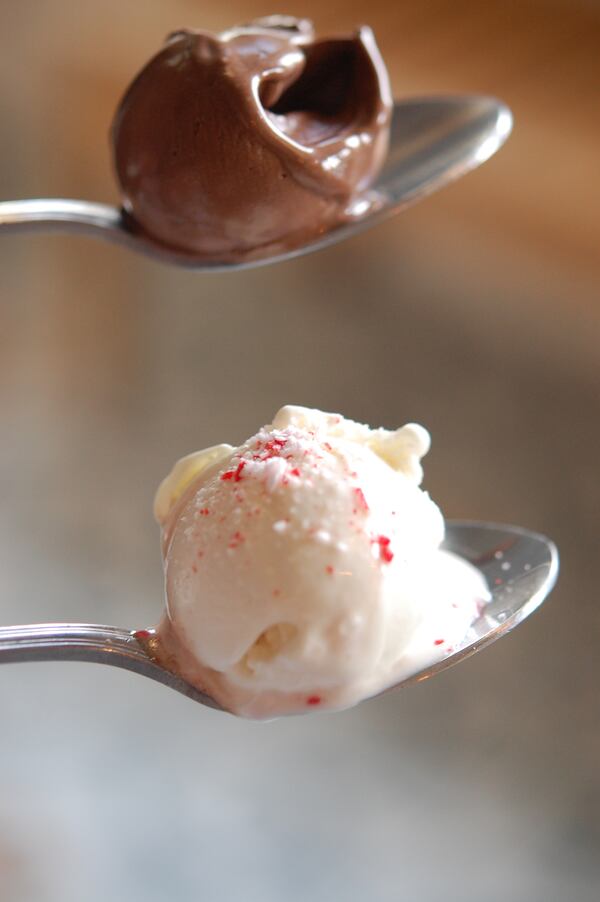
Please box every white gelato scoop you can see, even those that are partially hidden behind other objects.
[152,406,486,718]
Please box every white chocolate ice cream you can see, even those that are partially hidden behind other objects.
[151,406,487,718]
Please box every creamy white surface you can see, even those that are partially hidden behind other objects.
[155,406,487,717]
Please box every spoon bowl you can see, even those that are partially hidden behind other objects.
[0,521,558,714]
[0,95,512,271]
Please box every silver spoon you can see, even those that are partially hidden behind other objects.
[0,96,512,271]
[0,522,557,713]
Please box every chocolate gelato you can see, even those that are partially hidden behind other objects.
[111,16,392,262]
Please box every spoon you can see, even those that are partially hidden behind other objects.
[0,522,557,713]
[0,95,512,271]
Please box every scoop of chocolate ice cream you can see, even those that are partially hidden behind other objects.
[111,16,391,262]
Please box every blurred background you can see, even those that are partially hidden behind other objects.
[0,1,599,900]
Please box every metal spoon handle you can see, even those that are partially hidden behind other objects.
[0,199,122,238]
[0,622,220,707]
[0,622,142,664]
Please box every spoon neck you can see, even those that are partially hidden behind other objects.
[0,622,139,664]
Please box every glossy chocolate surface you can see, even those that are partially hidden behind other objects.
[111,16,391,262]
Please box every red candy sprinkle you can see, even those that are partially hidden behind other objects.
[134,629,153,640]
[261,437,287,458]
[353,487,369,512]
[306,696,321,706]
[289,467,301,478]
[375,535,394,563]
[199,507,210,516]
[228,531,245,549]
[434,638,444,646]
[221,460,246,482]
